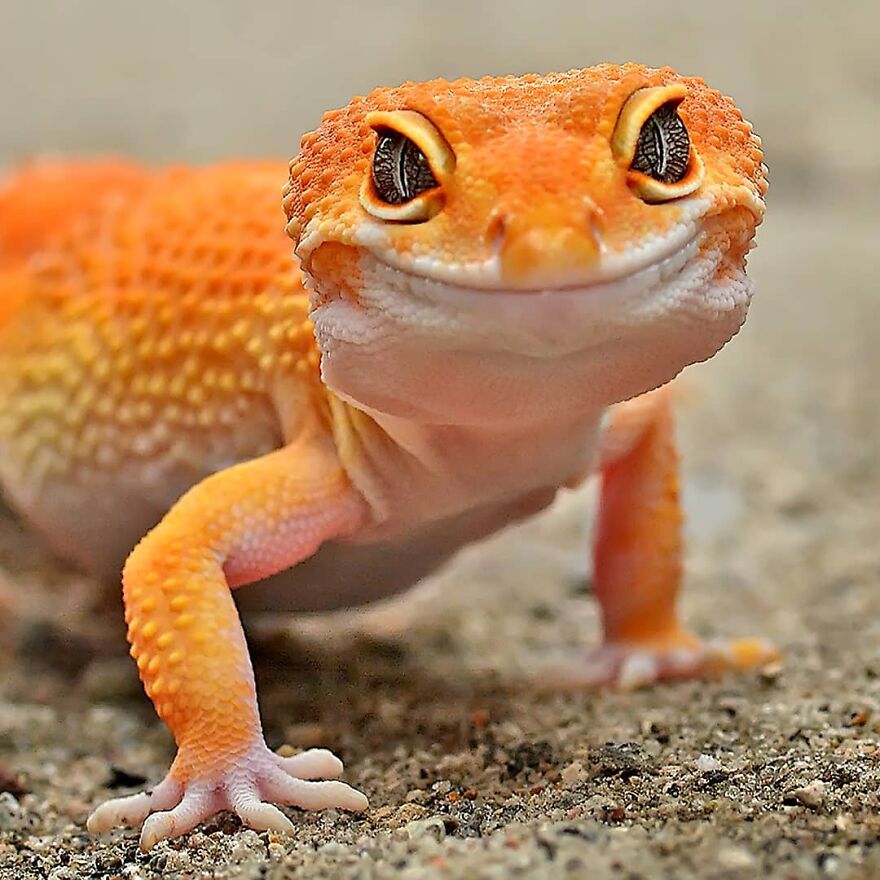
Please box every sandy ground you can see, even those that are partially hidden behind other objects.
[0,191,877,880]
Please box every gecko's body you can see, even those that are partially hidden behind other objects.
[0,65,769,849]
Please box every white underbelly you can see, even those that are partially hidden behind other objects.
[237,485,563,613]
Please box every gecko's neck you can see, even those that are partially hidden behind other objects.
[325,391,604,535]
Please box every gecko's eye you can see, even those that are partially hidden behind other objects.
[631,103,690,184]
[360,110,455,222]
[372,130,437,204]
[612,84,705,203]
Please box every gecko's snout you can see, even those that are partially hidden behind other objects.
[493,200,602,288]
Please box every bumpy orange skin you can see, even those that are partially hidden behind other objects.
[123,432,364,782]
[0,162,372,846]
[284,64,766,280]
[0,162,328,570]
[0,159,148,270]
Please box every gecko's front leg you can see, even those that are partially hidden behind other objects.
[87,424,369,850]
[556,385,778,690]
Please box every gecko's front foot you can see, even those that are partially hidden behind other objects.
[546,630,779,691]
[87,742,368,851]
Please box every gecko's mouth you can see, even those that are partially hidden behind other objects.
[308,213,753,418]
[349,227,706,361]
[307,206,752,366]
[380,230,700,305]
[354,218,702,296]
[340,194,715,295]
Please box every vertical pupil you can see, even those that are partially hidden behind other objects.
[647,116,667,178]
[400,140,431,199]
[397,139,413,198]
[372,133,405,204]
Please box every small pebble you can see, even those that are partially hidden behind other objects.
[791,780,827,808]
[696,754,721,773]
[846,710,870,728]
[560,761,586,788]
[0,792,28,832]
[759,662,783,684]
[717,845,757,869]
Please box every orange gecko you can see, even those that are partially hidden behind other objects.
[0,64,772,850]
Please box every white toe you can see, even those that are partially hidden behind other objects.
[87,792,152,833]
[88,776,182,834]
[139,786,211,851]
[266,769,369,812]
[236,798,296,835]
[618,652,659,689]
[278,748,344,780]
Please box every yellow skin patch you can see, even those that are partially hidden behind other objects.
[0,64,769,849]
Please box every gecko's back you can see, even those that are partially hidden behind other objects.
[0,160,318,576]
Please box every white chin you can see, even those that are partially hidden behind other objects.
[308,234,753,424]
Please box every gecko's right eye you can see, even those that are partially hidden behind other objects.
[360,110,455,222]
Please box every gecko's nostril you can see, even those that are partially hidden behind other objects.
[486,211,508,257]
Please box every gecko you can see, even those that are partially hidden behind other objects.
[0,64,771,850]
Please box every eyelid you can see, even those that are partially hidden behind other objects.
[625,154,705,203]
[611,83,689,166]
[360,188,440,221]
[365,110,456,179]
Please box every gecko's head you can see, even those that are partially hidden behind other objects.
[283,65,767,425]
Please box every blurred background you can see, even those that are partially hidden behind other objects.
[2,3,880,878]
[1,0,877,200]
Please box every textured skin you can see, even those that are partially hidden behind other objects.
[0,64,769,848]
[284,65,765,284]
[0,161,321,572]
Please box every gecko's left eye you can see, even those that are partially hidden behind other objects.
[360,110,455,222]
[612,84,705,203]
[631,102,690,184]
[372,130,437,205]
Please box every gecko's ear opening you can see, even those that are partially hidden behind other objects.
[359,111,455,223]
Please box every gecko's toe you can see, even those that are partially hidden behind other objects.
[87,792,153,834]
[541,633,780,691]
[87,777,181,834]
[233,796,296,835]
[264,765,369,812]
[139,785,217,851]
[278,747,344,780]
[88,741,367,851]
